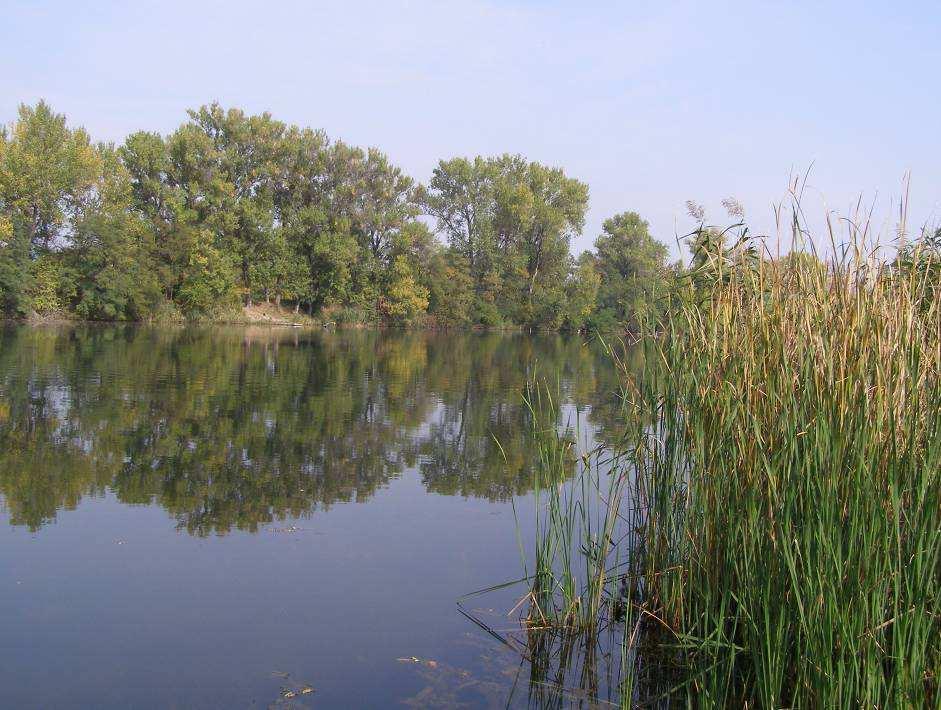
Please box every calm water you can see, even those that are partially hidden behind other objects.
[0,325,627,709]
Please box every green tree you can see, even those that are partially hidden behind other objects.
[351,147,418,264]
[276,129,358,312]
[381,255,429,323]
[119,131,194,301]
[2,102,614,329]
[593,211,668,330]
[423,155,588,327]
[563,252,600,331]
[0,214,32,315]
[171,104,286,305]
[61,145,161,320]
[424,249,475,326]
[0,101,100,252]
[422,157,498,306]
[0,102,100,314]
[491,156,588,326]
[176,235,239,316]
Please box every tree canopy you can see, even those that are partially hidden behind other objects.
[0,100,674,331]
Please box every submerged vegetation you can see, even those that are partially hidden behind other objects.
[504,196,941,707]
[0,101,672,329]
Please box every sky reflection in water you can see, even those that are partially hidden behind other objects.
[0,325,631,708]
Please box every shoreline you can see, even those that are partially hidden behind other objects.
[3,314,581,335]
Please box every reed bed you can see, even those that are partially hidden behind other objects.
[516,203,941,707]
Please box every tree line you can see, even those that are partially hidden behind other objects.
[0,101,677,329]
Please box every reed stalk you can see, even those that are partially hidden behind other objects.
[517,196,940,707]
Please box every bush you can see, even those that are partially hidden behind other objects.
[332,306,368,325]
[29,255,66,315]
[176,239,238,317]
[584,307,619,333]
[471,297,503,327]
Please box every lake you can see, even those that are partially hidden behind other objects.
[0,325,629,708]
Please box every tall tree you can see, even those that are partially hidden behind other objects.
[422,155,588,327]
[66,144,163,320]
[0,101,604,328]
[0,130,30,314]
[0,102,101,314]
[563,252,600,332]
[422,157,497,300]
[276,130,358,311]
[174,104,287,305]
[0,101,100,252]
[490,156,588,325]
[120,131,194,302]
[350,147,417,264]
[593,211,668,330]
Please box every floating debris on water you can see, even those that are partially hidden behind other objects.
[268,670,315,706]
[269,525,305,534]
[396,656,439,669]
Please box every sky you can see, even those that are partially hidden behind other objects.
[2,0,939,258]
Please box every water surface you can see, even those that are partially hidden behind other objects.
[0,325,625,708]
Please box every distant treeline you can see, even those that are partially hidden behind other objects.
[0,101,755,328]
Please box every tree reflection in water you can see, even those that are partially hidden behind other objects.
[0,324,632,535]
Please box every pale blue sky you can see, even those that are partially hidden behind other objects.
[3,0,939,256]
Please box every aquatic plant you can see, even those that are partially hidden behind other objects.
[514,193,941,707]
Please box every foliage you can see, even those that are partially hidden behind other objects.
[422,154,590,328]
[381,255,429,323]
[0,101,100,251]
[176,236,238,316]
[66,146,163,320]
[68,213,163,320]
[423,250,475,327]
[562,252,600,331]
[422,156,497,298]
[592,211,668,330]
[895,226,941,312]
[28,254,66,315]
[0,221,32,315]
[515,203,941,707]
[1,100,678,330]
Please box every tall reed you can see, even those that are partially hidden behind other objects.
[628,204,941,706]
[516,197,940,707]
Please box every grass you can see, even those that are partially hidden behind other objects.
[510,196,941,707]
[518,384,624,635]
